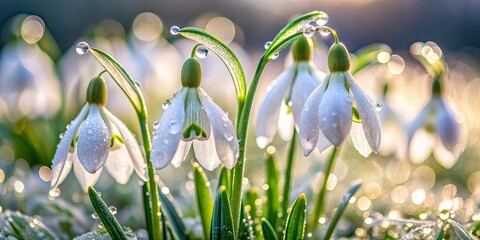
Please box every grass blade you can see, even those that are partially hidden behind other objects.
[264,151,280,228]
[283,194,307,240]
[88,187,127,240]
[193,163,213,240]
[262,218,279,240]
[211,186,235,240]
[159,187,188,240]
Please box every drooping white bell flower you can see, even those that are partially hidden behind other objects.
[407,80,462,169]
[151,58,239,171]
[256,36,325,148]
[50,76,147,192]
[300,42,381,157]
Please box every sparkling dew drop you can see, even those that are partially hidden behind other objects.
[319,27,331,37]
[375,103,382,111]
[316,12,329,26]
[170,26,180,35]
[195,45,209,59]
[264,41,272,50]
[75,42,90,55]
[270,52,279,60]
[302,25,316,38]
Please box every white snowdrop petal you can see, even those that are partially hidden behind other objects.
[192,131,222,171]
[350,122,373,157]
[255,66,294,148]
[50,104,89,189]
[349,74,381,152]
[73,150,102,192]
[409,129,435,164]
[318,73,352,146]
[151,89,187,169]
[105,109,147,181]
[105,146,134,185]
[199,90,239,168]
[171,141,192,167]
[407,101,430,158]
[51,152,73,189]
[299,77,328,156]
[277,103,294,141]
[291,62,322,125]
[436,99,460,152]
[77,105,111,173]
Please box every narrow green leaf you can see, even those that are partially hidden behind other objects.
[436,227,444,240]
[283,194,307,240]
[324,181,362,240]
[88,48,142,112]
[159,187,188,240]
[0,210,58,240]
[261,218,279,240]
[245,188,262,239]
[193,164,214,240]
[218,166,231,193]
[264,152,280,227]
[238,202,255,240]
[265,11,327,59]
[447,219,477,240]
[350,44,392,75]
[88,187,128,240]
[211,186,235,240]
[178,27,246,105]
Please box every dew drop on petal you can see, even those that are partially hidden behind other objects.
[195,45,209,59]
[48,188,61,199]
[316,12,329,26]
[59,133,64,139]
[375,103,382,111]
[153,121,160,129]
[270,52,279,60]
[264,41,272,50]
[162,99,171,110]
[75,42,90,55]
[319,27,331,37]
[169,121,181,134]
[222,112,229,121]
[66,123,71,129]
[302,24,316,38]
[170,26,180,35]
[91,212,99,219]
[224,131,234,141]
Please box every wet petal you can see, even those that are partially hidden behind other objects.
[299,77,329,156]
[350,122,373,157]
[192,130,222,171]
[409,128,435,164]
[73,150,102,192]
[151,89,187,169]
[50,104,89,189]
[318,73,352,146]
[51,152,73,189]
[105,109,147,181]
[436,99,460,152]
[407,101,431,158]
[199,90,239,168]
[433,140,459,169]
[183,88,211,141]
[349,74,381,152]
[171,141,192,167]
[291,62,322,125]
[105,146,134,184]
[277,103,294,141]
[77,104,111,173]
[256,66,294,148]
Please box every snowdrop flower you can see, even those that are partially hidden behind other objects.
[256,36,325,148]
[407,78,462,168]
[151,58,239,171]
[50,76,147,192]
[300,42,381,157]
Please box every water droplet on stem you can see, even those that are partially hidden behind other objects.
[75,42,90,55]
[170,26,180,35]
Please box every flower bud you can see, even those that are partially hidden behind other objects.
[292,36,313,62]
[86,76,107,106]
[328,43,350,72]
[181,58,202,88]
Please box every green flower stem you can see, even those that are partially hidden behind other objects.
[308,147,339,231]
[231,57,268,234]
[190,44,202,58]
[138,112,162,240]
[282,129,298,223]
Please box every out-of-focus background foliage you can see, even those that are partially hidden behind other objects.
[1,0,480,239]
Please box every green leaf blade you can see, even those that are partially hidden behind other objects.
[159,188,188,240]
[211,186,235,240]
[264,152,280,228]
[447,219,478,240]
[88,187,128,240]
[88,48,142,112]
[178,27,246,104]
[261,218,279,240]
[193,164,214,240]
[283,194,307,240]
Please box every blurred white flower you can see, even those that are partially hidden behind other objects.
[407,95,462,168]
[50,77,147,192]
[0,42,61,120]
[300,43,381,157]
[256,37,325,148]
[151,58,239,171]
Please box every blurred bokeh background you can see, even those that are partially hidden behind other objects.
[1,0,480,239]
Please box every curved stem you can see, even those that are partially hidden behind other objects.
[281,129,298,222]
[190,44,203,58]
[318,26,339,43]
[231,56,269,233]
[308,147,339,231]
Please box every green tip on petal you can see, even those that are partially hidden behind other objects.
[86,76,108,106]
[181,58,202,88]
[432,77,442,96]
[352,106,361,123]
[292,36,313,62]
[328,43,351,72]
